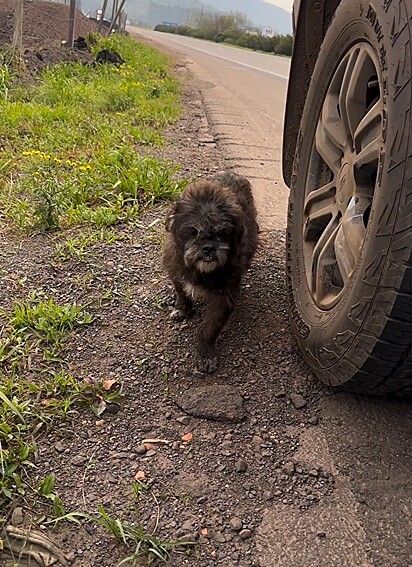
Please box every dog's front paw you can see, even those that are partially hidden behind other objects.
[200,355,219,373]
[170,308,187,321]
[197,342,218,373]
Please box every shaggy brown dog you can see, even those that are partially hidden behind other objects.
[163,171,258,372]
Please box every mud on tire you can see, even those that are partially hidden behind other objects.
[287,0,412,394]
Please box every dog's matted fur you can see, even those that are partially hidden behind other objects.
[163,171,258,372]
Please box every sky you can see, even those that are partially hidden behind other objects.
[264,0,293,12]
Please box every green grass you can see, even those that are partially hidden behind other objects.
[0,296,120,516]
[0,33,188,231]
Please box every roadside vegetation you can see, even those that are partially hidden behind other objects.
[154,12,293,56]
[0,33,187,233]
[0,31,192,565]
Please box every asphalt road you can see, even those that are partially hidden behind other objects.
[131,28,412,567]
[131,27,290,230]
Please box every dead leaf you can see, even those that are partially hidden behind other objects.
[181,432,193,443]
[135,470,145,481]
[102,379,117,391]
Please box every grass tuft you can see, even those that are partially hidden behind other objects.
[0,34,187,231]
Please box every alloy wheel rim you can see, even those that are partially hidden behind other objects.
[303,42,383,309]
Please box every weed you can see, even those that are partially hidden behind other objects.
[0,34,186,232]
[95,505,194,566]
[55,228,124,260]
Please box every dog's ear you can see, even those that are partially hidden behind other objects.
[165,200,181,232]
[165,212,175,232]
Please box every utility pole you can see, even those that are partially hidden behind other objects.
[12,0,24,61]
[98,0,109,32]
[68,0,76,47]
[108,0,127,33]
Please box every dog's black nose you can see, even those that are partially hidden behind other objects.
[202,244,215,255]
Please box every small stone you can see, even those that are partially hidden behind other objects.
[262,490,273,501]
[274,490,282,497]
[316,531,326,538]
[54,441,65,453]
[252,435,264,449]
[274,390,286,398]
[213,531,226,543]
[141,424,153,432]
[11,507,24,526]
[182,519,196,531]
[229,517,243,531]
[282,461,295,475]
[289,393,307,409]
[309,468,319,477]
[72,455,87,467]
[308,416,319,425]
[239,528,252,540]
[235,459,248,473]
[66,551,76,562]
[176,416,190,426]
[145,449,156,457]
[193,370,204,378]
[136,445,147,455]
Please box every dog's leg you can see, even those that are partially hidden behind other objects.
[170,279,194,321]
[197,293,236,373]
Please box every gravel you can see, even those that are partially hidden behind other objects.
[0,26,334,566]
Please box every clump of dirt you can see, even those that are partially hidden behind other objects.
[0,0,99,48]
[0,0,103,76]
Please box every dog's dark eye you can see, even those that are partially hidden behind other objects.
[187,227,198,238]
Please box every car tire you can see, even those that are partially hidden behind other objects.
[287,0,412,394]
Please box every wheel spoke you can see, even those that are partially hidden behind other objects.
[353,100,382,152]
[354,137,381,168]
[313,217,341,300]
[304,182,336,217]
[307,212,340,297]
[315,120,342,172]
[339,46,374,146]
[334,199,366,283]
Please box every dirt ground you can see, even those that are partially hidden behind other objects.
[0,0,101,75]
[0,4,333,566]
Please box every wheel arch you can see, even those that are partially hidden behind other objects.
[283,0,341,187]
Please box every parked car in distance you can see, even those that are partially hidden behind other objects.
[282,0,412,395]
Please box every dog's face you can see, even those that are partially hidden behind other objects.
[166,182,244,274]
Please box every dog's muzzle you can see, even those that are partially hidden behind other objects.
[184,243,229,273]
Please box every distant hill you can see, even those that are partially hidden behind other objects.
[81,0,292,35]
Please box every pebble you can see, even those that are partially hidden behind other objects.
[11,507,24,527]
[239,528,252,540]
[66,551,76,562]
[282,461,295,475]
[141,424,153,432]
[229,517,243,531]
[213,531,226,543]
[136,444,147,455]
[176,416,190,426]
[235,459,248,473]
[54,441,65,453]
[145,449,156,457]
[72,455,87,467]
[308,416,319,425]
[309,468,319,477]
[289,393,307,409]
[262,490,273,501]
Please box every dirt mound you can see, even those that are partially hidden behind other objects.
[0,0,99,48]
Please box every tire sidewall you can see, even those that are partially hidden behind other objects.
[287,0,411,383]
